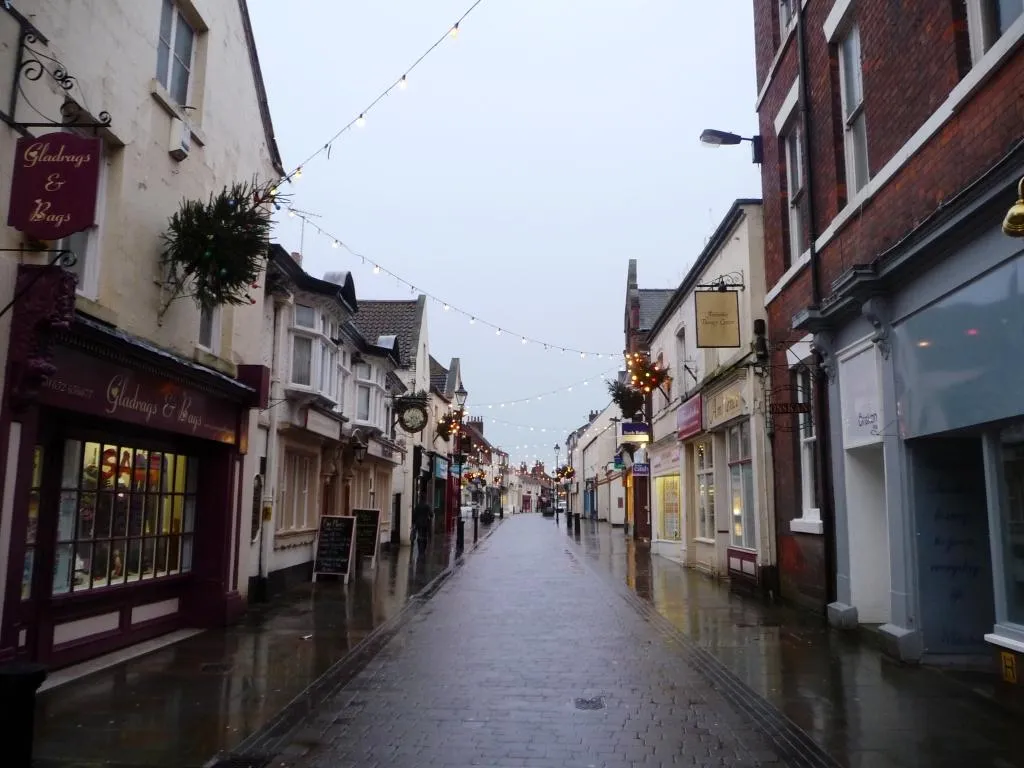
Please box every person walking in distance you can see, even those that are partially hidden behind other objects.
[412,489,433,557]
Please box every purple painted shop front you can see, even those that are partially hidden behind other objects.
[0,266,264,669]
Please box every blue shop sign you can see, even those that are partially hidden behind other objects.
[434,456,448,479]
[632,462,650,477]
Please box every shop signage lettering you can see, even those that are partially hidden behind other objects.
[768,401,812,415]
[706,383,747,430]
[840,346,883,446]
[39,346,238,444]
[632,462,650,477]
[7,132,103,241]
[694,290,741,348]
[676,394,702,440]
[618,421,650,444]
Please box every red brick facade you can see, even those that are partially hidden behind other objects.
[753,1,1024,608]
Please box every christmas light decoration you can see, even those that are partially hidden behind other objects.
[624,351,668,394]
[281,208,621,358]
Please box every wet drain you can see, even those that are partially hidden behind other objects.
[574,696,605,710]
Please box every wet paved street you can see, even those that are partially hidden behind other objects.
[32,523,493,768]
[268,516,791,768]
[31,514,1024,768]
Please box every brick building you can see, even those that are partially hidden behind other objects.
[753,0,1024,668]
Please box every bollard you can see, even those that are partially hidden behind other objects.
[573,512,582,536]
[472,509,479,542]
[456,515,465,553]
[0,661,47,767]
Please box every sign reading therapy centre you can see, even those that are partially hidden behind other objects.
[7,132,103,241]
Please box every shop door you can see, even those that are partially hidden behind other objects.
[635,475,652,540]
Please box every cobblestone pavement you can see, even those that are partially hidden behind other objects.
[272,515,796,768]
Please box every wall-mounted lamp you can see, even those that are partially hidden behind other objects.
[454,383,468,408]
[699,128,764,164]
[350,431,368,463]
[1003,177,1024,237]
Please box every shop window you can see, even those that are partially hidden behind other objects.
[966,0,1024,63]
[21,446,44,600]
[999,426,1024,626]
[656,475,681,541]
[695,439,715,539]
[54,440,196,595]
[157,0,196,106]
[278,451,315,532]
[728,421,756,550]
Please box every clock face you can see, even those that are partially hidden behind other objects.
[399,405,428,433]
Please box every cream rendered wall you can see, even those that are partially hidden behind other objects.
[0,0,283,602]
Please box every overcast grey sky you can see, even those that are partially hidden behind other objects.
[248,0,760,468]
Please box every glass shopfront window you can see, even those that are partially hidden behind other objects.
[999,425,1024,626]
[21,446,44,600]
[656,475,681,541]
[728,421,756,549]
[53,440,196,595]
[696,440,715,539]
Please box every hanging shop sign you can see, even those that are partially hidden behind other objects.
[38,345,239,443]
[617,421,650,445]
[676,393,703,440]
[694,290,741,348]
[7,132,103,241]
[632,462,650,477]
[433,456,448,479]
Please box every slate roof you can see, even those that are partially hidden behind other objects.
[638,289,674,331]
[351,296,425,369]
[429,355,449,393]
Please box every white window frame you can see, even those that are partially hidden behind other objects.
[727,421,756,550]
[837,23,869,196]
[157,0,196,106]
[287,302,340,404]
[966,0,1024,63]
[57,133,108,300]
[290,334,314,387]
[779,0,797,32]
[695,438,715,541]
[356,383,371,422]
[277,450,316,533]
[783,121,806,265]
[791,363,823,534]
[197,303,219,353]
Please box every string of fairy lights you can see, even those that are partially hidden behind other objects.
[469,367,618,408]
[282,207,620,358]
[271,0,491,191]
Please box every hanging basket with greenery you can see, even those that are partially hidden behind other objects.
[607,379,645,418]
[159,178,283,316]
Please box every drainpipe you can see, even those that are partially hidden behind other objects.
[256,299,285,600]
[796,4,837,605]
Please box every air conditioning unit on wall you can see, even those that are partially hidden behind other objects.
[169,116,191,161]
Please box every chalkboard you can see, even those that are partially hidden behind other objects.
[353,508,381,567]
[313,515,355,583]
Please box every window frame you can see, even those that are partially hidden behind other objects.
[966,0,1024,63]
[156,0,197,107]
[197,303,219,353]
[783,121,806,263]
[695,438,716,541]
[779,0,797,32]
[287,301,341,404]
[727,421,756,550]
[57,132,108,300]
[277,450,317,533]
[837,22,869,196]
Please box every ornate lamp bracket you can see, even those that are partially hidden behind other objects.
[861,297,892,360]
[811,332,838,383]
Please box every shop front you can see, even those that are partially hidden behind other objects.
[649,440,682,563]
[702,373,773,589]
[804,154,1024,674]
[0,282,262,668]
[349,434,402,544]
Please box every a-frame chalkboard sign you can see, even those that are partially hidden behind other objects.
[353,508,382,569]
[312,515,356,584]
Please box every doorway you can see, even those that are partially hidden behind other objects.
[845,444,890,623]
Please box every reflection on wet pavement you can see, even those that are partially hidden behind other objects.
[569,518,1024,768]
[32,525,491,768]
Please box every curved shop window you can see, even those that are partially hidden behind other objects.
[50,440,197,595]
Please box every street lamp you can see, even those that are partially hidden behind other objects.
[553,443,561,520]
[699,128,763,164]
[453,383,468,552]
[454,383,468,409]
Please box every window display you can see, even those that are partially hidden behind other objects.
[656,475,681,541]
[53,439,197,595]
[696,440,715,539]
[21,446,44,600]
[728,421,756,549]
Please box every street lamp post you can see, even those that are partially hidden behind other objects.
[454,384,468,553]
[553,443,561,524]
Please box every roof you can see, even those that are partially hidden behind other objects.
[638,289,674,331]
[646,198,763,340]
[237,0,285,176]
[429,355,448,392]
[269,246,357,312]
[351,296,426,369]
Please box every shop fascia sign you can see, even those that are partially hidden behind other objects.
[676,393,703,440]
[617,421,649,445]
[7,132,103,241]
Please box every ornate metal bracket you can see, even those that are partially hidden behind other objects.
[0,248,76,321]
[810,332,837,383]
[1,7,113,133]
[861,297,892,360]
[696,271,746,292]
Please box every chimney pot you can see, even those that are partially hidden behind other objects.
[291,251,302,264]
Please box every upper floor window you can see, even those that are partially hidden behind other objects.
[58,133,109,300]
[288,302,340,402]
[355,362,372,381]
[294,304,316,328]
[783,122,806,262]
[966,0,1024,62]
[779,0,797,31]
[838,23,869,195]
[157,0,195,106]
[198,304,218,352]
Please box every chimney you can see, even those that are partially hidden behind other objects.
[589,410,600,422]
[466,416,483,435]
[290,251,302,265]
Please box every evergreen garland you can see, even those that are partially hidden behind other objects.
[607,379,645,418]
[160,179,280,310]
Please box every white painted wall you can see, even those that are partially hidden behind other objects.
[845,444,892,623]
